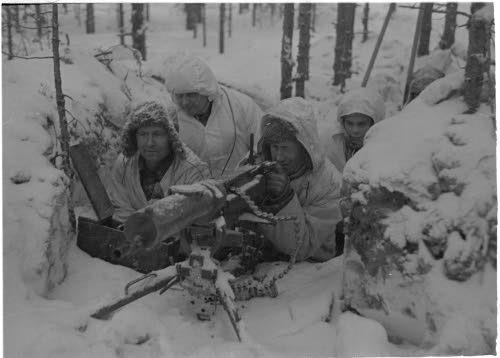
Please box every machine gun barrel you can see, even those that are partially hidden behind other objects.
[122,161,276,253]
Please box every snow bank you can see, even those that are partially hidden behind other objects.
[342,71,496,354]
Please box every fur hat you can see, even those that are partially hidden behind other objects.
[120,101,185,159]
[260,115,298,145]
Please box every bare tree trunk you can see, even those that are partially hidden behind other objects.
[202,4,207,47]
[252,3,257,27]
[239,3,249,14]
[464,5,491,113]
[439,3,457,49]
[219,3,225,54]
[362,3,396,87]
[118,4,125,45]
[74,4,81,27]
[195,4,202,23]
[311,4,316,32]
[86,4,95,34]
[132,3,146,60]
[333,3,356,90]
[13,5,20,32]
[280,4,294,99]
[35,4,43,39]
[51,4,76,229]
[185,4,196,30]
[270,3,276,23]
[362,3,369,43]
[295,3,312,98]
[228,4,232,38]
[417,3,433,57]
[403,5,425,105]
[5,6,13,60]
[145,4,150,22]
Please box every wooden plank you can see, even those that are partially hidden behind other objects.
[69,143,114,221]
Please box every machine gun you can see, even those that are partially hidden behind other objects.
[70,143,291,341]
[86,163,287,342]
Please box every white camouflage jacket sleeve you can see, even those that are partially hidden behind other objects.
[258,173,342,261]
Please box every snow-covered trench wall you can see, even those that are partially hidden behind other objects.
[2,51,138,298]
[341,72,496,354]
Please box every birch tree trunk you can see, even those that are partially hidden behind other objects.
[280,3,294,99]
[131,3,146,60]
[295,3,312,98]
[52,4,75,228]
[219,4,225,54]
[333,3,356,89]
[417,3,433,57]
[439,3,457,49]
[86,4,95,34]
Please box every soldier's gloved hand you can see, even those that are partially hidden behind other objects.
[265,164,291,199]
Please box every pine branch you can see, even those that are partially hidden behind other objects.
[2,51,53,59]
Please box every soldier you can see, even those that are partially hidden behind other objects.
[256,97,343,261]
[109,101,210,223]
[321,87,386,173]
[165,56,262,178]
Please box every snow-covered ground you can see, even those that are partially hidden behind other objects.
[3,3,495,357]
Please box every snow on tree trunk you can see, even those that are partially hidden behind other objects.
[341,85,496,353]
[333,3,356,90]
[219,3,225,54]
[131,3,146,61]
[4,5,13,60]
[118,4,125,45]
[417,3,433,57]
[280,3,294,99]
[362,3,369,43]
[295,3,311,98]
[464,4,492,114]
[86,4,95,34]
[439,3,457,50]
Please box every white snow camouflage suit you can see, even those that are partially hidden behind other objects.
[320,87,386,173]
[165,56,263,178]
[257,97,343,261]
[109,102,211,222]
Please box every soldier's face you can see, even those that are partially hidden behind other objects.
[172,92,210,117]
[342,114,373,139]
[136,125,171,167]
[269,139,307,175]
